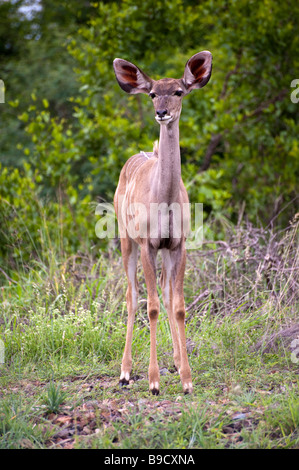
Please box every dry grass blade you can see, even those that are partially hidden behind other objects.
[186,214,299,325]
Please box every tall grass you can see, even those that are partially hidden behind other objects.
[0,209,298,448]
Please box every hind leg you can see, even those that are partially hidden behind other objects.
[170,242,193,394]
[161,249,181,372]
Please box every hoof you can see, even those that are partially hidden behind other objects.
[119,378,129,387]
[150,381,160,395]
[183,382,193,394]
[119,371,130,387]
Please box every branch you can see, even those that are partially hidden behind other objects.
[199,88,288,172]
[200,132,222,172]
[199,53,242,173]
[241,88,288,122]
[252,323,299,353]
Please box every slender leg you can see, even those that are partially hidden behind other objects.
[171,242,193,394]
[161,249,181,371]
[140,244,160,395]
[119,237,139,386]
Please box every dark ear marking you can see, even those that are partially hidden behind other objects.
[182,51,212,92]
[113,58,153,94]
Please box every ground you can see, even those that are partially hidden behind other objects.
[1,363,298,449]
[1,220,298,448]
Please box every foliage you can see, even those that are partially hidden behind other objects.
[0,0,85,166]
[0,162,95,270]
[65,0,299,221]
[0,0,298,450]
[1,0,299,266]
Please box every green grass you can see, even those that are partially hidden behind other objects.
[0,219,298,449]
[44,382,68,414]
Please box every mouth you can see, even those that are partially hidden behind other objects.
[155,115,172,124]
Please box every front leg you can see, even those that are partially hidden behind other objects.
[120,237,139,386]
[140,244,160,395]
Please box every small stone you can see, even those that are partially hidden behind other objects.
[232,412,247,420]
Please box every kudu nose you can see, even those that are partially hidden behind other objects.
[156,109,168,118]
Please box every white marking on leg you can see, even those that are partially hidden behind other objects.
[120,371,130,381]
[183,382,193,393]
[150,381,159,390]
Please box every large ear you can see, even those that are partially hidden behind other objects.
[113,58,153,94]
[182,51,212,93]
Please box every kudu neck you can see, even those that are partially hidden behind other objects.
[153,120,181,203]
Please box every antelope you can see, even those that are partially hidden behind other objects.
[113,51,212,395]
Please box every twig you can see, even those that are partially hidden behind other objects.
[0,267,18,284]
[265,195,299,230]
[242,89,288,122]
[186,289,210,311]
[253,324,299,353]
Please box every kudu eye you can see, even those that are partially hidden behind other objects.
[174,90,183,97]
[149,92,156,99]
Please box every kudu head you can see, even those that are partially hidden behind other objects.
[113,51,212,125]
